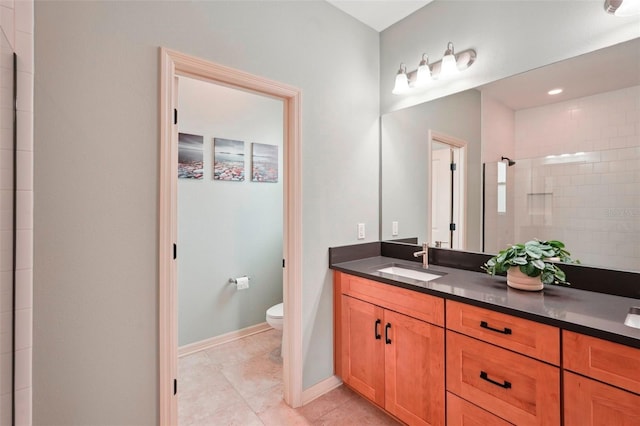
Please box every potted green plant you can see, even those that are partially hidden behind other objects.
[482,239,577,291]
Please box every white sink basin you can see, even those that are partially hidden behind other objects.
[377,266,443,282]
[625,307,640,329]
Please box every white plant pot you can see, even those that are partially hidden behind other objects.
[507,267,543,291]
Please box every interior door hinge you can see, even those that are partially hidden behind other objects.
[450,162,457,171]
[173,243,177,260]
[174,379,177,395]
[449,223,456,231]
[174,108,178,125]
[282,259,285,268]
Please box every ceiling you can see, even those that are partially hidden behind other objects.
[326,0,433,32]
[479,38,640,110]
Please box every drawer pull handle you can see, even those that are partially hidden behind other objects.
[480,371,512,389]
[385,323,392,344]
[480,321,512,335]
[374,319,381,340]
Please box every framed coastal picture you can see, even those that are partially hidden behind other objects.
[178,133,204,180]
[251,143,278,183]
[213,138,245,181]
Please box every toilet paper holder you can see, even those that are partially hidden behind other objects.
[228,276,250,284]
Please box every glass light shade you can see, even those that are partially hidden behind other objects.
[416,62,431,86]
[439,53,459,79]
[392,71,410,94]
[605,0,640,16]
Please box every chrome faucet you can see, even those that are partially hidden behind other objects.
[413,242,429,268]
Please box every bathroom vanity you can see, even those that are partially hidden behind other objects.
[330,243,640,426]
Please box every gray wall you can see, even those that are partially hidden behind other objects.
[381,89,481,248]
[34,1,379,424]
[177,77,283,347]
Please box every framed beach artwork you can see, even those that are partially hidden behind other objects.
[213,138,245,181]
[251,143,278,183]
[178,133,204,180]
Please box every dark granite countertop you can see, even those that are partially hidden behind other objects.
[331,255,640,349]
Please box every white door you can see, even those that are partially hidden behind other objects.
[431,145,452,248]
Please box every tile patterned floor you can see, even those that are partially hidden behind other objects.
[179,328,401,425]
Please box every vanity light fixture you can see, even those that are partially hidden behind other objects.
[604,0,640,16]
[415,54,432,86]
[392,63,410,95]
[392,41,476,95]
[439,42,460,79]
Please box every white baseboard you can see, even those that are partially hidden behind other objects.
[301,375,343,405]
[178,322,273,357]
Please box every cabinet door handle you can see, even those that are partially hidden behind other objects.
[480,320,512,335]
[480,371,512,389]
[374,319,381,340]
[385,323,392,344]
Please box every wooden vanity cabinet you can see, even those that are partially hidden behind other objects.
[334,271,639,426]
[563,331,640,425]
[335,272,445,426]
[445,300,560,426]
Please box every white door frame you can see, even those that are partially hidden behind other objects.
[159,48,303,425]
[427,130,467,250]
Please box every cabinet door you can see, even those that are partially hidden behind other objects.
[384,309,445,426]
[341,295,385,407]
[564,372,640,426]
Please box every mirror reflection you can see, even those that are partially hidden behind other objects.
[381,38,640,272]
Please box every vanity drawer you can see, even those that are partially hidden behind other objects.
[563,331,640,395]
[447,392,513,426]
[336,272,444,326]
[446,300,559,364]
[446,331,560,426]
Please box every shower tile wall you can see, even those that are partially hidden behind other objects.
[512,86,640,271]
[0,1,34,424]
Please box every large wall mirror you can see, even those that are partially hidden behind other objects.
[381,38,640,273]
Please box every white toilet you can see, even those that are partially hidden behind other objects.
[266,302,284,330]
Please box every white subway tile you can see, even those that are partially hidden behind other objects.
[14,0,31,35]
[14,307,29,350]
[0,5,14,49]
[0,270,10,313]
[14,267,30,309]
[14,385,31,426]
[15,149,30,190]
[15,228,30,270]
[16,189,30,229]
[14,346,30,390]
[15,30,31,73]
[0,392,10,425]
[17,109,32,152]
[16,70,32,112]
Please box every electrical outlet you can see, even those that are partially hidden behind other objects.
[392,221,398,236]
[357,223,365,239]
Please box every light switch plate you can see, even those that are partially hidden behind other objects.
[392,221,398,236]
[357,223,365,239]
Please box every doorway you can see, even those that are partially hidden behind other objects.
[159,48,302,425]
[428,132,466,250]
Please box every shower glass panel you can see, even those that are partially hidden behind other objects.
[484,147,640,271]
[0,27,16,424]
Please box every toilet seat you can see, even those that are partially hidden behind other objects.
[266,302,284,331]
[266,302,283,319]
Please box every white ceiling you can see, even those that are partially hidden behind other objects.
[326,0,433,32]
[479,38,640,110]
